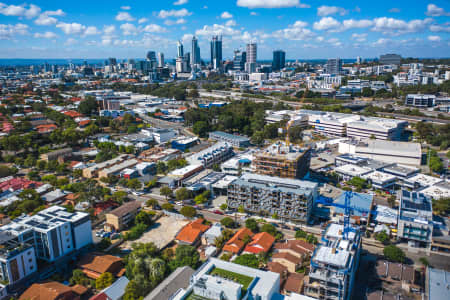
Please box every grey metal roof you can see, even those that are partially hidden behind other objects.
[144,266,194,300]
[428,267,450,300]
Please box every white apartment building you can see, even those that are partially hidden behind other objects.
[0,206,92,262]
[187,142,234,168]
[0,239,37,285]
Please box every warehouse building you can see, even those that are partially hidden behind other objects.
[209,131,250,148]
[227,173,318,223]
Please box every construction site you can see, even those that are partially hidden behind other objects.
[252,141,311,179]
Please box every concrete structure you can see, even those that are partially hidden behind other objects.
[142,128,177,144]
[362,171,397,190]
[227,173,318,223]
[326,58,342,75]
[421,182,450,200]
[82,154,128,178]
[405,94,435,108]
[209,131,250,148]
[40,148,72,162]
[0,206,92,262]
[220,150,254,176]
[379,54,401,65]
[252,142,311,179]
[98,159,138,179]
[403,173,442,190]
[339,139,422,166]
[171,258,280,300]
[105,201,141,232]
[304,223,361,300]
[186,142,234,168]
[0,238,36,286]
[397,190,433,248]
[427,267,450,300]
[334,164,372,181]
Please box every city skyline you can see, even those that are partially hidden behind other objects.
[0,1,449,59]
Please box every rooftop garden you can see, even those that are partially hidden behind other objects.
[209,267,254,295]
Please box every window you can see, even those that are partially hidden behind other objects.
[27,251,32,256]
[28,258,32,263]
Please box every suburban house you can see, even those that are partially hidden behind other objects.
[19,281,86,300]
[201,223,223,245]
[243,232,275,254]
[77,253,125,279]
[175,219,211,246]
[223,228,254,254]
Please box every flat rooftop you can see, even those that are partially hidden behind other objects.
[255,142,309,161]
[362,171,396,183]
[383,164,419,176]
[406,174,443,187]
[356,139,421,157]
[335,164,372,177]
[428,267,450,300]
[210,131,250,142]
[313,245,350,268]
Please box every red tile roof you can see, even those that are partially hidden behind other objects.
[274,239,314,255]
[0,177,41,192]
[176,218,210,244]
[223,227,254,254]
[244,232,275,254]
[63,110,83,118]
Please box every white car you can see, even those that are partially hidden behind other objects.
[176,201,184,206]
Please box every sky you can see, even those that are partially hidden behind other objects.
[0,0,449,60]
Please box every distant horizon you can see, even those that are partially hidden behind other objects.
[0,1,448,59]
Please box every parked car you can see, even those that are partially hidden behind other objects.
[176,201,184,206]
[213,210,224,215]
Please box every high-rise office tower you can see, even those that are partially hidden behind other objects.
[108,57,117,66]
[210,35,222,70]
[326,58,342,75]
[272,50,286,71]
[177,40,184,58]
[146,51,157,69]
[191,36,201,67]
[356,56,362,64]
[245,43,257,73]
[233,50,246,71]
[157,52,164,67]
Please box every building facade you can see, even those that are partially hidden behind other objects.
[227,173,318,223]
[272,50,286,71]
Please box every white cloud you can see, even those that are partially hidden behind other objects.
[84,26,101,36]
[428,35,441,42]
[389,8,400,13]
[173,0,188,5]
[64,38,77,46]
[426,4,450,17]
[221,11,233,19]
[138,18,148,24]
[317,6,348,17]
[372,17,433,35]
[34,31,57,39]
[250,12,258,16]
[351,33,367,42]
[236,0,307,9]
[182,33,193,44]
[120,6,131,10]
[164,18,186,25]
[120,23,138,35]
[0,3,41,19]
[225,19,236,26]
[142,24,167,33]
[45,9,65,16]
[273,20,314,40]
[429,24,450,33]
[103,25,116,34]
[316,36,324,42]
[342,19,373,29]
[313,17,340,31]
[35,14,57,26]
[158,8,192,18]
[115,11,135,22]
[56,22,86,35]
[195,24,240,36]
[0,23,29,39]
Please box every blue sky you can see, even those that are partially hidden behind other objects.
[0,0,449,59]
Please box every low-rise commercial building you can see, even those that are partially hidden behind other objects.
[105,201,141,232]
[227,173,318,223]
[405,94,435,108]
[362,171,397,190]
[209,131,250,148]
[334,164,372,181]
[98,158,138,179]
[82,154,128,178]
[187,142,234,168]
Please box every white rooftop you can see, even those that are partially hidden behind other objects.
[407,174,443,187]
[357,139,421,157]
[325,223,356,241]
[362,171,396,183]
[335,164,372,177]
[421,183,450,199]
[314,246,350,268]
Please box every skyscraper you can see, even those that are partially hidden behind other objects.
[157,52,164,67]
[210,35,222,70]
[245,43,257,73]
[191,36,201,67]
[146,51,157,69]
[325,58,342,75]
[177,40,184,58]
[233,50,246,71]
[272,50,286,71]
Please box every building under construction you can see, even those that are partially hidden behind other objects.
[304,223,361,300]
[227,173,318,223]
[252,142,311,179]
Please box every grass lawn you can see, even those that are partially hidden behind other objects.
[209,267,254,295]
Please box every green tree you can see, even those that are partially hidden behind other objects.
[362,87,374,97]
[295,229,307,239]
[69,269,91,286]
[78,96,98,116]
[233,254,259,269]
[135,211,153,226]
[375,230,390,245]
[160,186,173,200]
[220,204,228,211]
[96,272,114,290]
[180,206,196,218]
[127,178,142,190]
[245,218,259,233]
[169,245,200,271]
[220,217,235,228]
[260,223,277,236]
[161,203,174,211]
[383,245,406,263]
[288,125,303,144]
[419,257,429,267]
[238,205,245,213]
[194,194,207,205]
[193,121,209,137]
[176,187,192,201]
